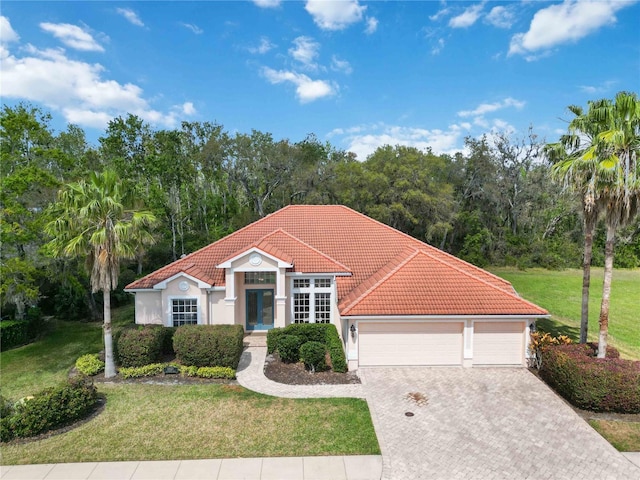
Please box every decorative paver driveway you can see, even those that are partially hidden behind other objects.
[359,367,640,480]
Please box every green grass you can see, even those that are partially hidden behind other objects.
[589,420,640,451]
[490,268,640,360]
[1,384,379,464]
[1,305,135,399]
[0,304,379,463]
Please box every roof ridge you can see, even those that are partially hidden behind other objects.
[340,248,420,315]
[262,228,352,272]
[416,249,548,314]
[334,205,512,289]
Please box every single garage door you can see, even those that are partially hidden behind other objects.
[358,322,463,366]
[473,321,524,365]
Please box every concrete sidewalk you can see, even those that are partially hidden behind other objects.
[0,456,383,480]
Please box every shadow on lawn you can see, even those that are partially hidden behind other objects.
[536,317,580,341]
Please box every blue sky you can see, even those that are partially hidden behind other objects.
[1,1,638,159]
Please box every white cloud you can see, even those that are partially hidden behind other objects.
[579,80,617,94]
[180,23,203,35]
[261,67,335,103]
[305,0,366,30]
[40,22,104,52]
[331,55,352,75]
[485,6,515,29]
[182,102,196,115]
[329,122,470,160]
[431,38,445,55]
[0,43,189,130]
[449,3,484,28]
[458,97,525,117]
[0,16,19,43]
[429,7,451,22]
[365,17,378,34]
[116,8,145,27]
[289,36,320,69]
[248,36,275,55]
[253,0,281,8]
[509,0,630,57]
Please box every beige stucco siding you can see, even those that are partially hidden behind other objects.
[208,290,229,325]
[134,291,163,325]
[161,277,209,326]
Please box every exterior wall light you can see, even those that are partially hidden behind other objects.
[350,324,357,339]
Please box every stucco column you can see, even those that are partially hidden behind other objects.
[275,267,287,328]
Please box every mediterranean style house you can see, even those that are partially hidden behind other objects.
[125,205,548,369]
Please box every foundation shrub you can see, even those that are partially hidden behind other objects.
[300,341,327,372]
[282,323,327,343]
[117,325,164,367]
[540,344,640,413]
[266,328,284,354]
[1,377,98,441]
[277,334,304,363]
[180,366,236,379]
[325,324,347,373]
[75,354,105,376]
[173,325,244,369]
[161,327,177,355]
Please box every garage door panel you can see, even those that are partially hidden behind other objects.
[473,322,524,365]
[359,322,463,366]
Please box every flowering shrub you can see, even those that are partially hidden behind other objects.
[540,343,640,413]
[528,331,572,369]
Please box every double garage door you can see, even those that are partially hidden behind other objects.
[357,321,524,367]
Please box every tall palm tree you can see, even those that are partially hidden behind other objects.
[45,170,156,377]
[590,92,639,357]
[546,105,605,344]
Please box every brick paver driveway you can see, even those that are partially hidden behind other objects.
[359,367,640,480]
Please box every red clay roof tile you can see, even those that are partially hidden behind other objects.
[126,205,546,316]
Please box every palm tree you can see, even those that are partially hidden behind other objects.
[546,105,605,344]
[45,170,156,377]
[590,92,639,357]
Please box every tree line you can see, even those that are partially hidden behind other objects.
[1,100,639,325]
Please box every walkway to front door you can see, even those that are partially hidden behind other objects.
[246,289,274,330]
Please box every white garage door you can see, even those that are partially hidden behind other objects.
[358,322,463,366]
[473,321,524,365]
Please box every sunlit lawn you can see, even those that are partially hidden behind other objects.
[490,268,640,360]
[0,304,379,464]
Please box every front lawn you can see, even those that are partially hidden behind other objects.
[0,305,380,464]
[490,268,640,360]
[589,420,640,452]
[1,383,379,464]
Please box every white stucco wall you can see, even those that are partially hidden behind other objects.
[134,291,163,325]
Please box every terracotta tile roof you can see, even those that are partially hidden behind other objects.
[126,205,546,317]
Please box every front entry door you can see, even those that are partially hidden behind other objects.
[246,289,274,330]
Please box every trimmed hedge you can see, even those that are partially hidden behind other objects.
[173,325,244,369]
[266,323,348,372]
[161,327,177,355]
[0,321,29,351]
[119,363,165,379]
[180,365,236,379]
[277,335,304,363]
[117,325,165,368]
[324,324,347,373]
[300,341,327,372]
[0,377,98,442]
[75,354,105,376]
[540,343,640,413]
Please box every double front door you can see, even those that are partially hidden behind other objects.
[246,289,274,330]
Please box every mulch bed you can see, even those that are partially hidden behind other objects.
[263,353,360,385]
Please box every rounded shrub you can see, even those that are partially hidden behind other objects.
[173,325,244,368]
[324,324,347,373]
[266,327,284,354]
[300,341,327,372]
[282,323,327,344]
[277,334,304,363]
[117,325,164,368]
[540,344,640,413]
[1,377,98,441]
[75,354,105,376]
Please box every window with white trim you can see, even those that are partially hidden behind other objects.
[292,277,332,324]
[171,298,198,326]
[245,272,275,284]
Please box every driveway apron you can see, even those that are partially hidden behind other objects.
[359,367,640,480]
